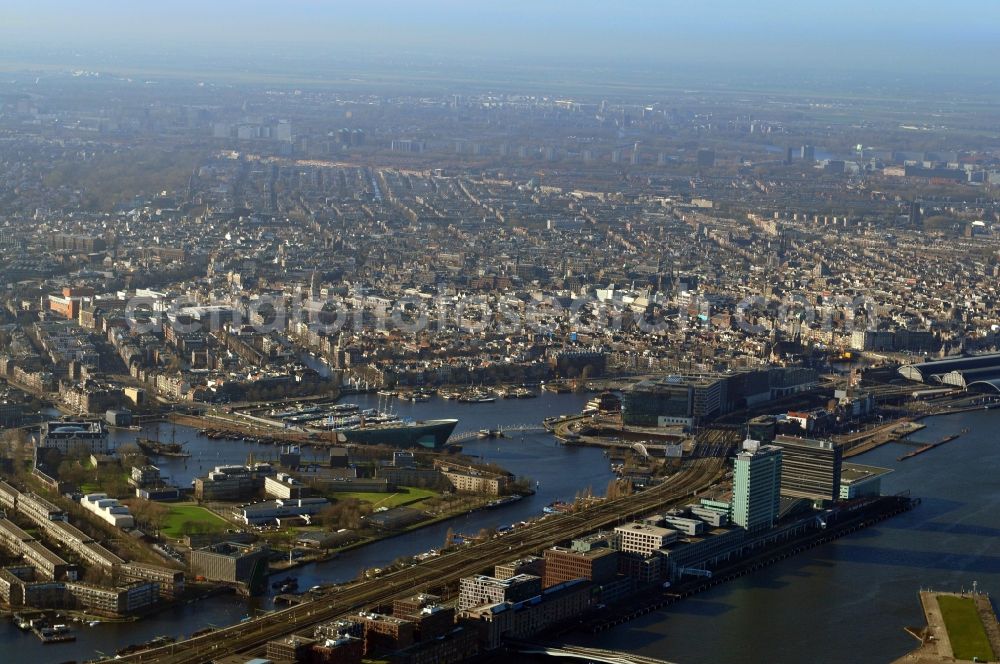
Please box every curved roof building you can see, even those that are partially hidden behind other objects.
[899,352,1000,392]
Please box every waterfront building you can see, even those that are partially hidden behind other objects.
[434,460,511,495]
[0,567,36,605]
[117,562,185,600]
[0,568,68,609]
[37,420,110,455]
[614,522,679,556]
[458,573,542,611]
[105,409,133,427]
[65,579,158,616]
[621,369,814,428]
[772,435,843,502]
[621,375,718,427]
[732,438,783,531]
[129,465,162,488]
[543,545,619,588]
[839,463,893,500]
[190,542,270,595]
[340,419,458,449]
[0,566,159,615]
[457,579,591,650]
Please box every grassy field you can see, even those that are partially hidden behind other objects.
[333,487,437,510]
[938,595,995,662]
[162,504,229,538]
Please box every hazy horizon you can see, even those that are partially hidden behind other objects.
[2,1,999,94]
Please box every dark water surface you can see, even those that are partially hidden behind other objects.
[577,410,1000,664]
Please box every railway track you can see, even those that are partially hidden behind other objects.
[117,457,725,664]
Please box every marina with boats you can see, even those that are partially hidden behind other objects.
[224,386,549,449]
[0,391,629,660]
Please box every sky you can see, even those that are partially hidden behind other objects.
[1,1,998,83]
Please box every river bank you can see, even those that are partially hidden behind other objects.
[1,392,614,662]
[578,494,918,634]
[573,408,1000,664]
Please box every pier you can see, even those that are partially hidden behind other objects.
[897,434,960,462]
[894,590,1000,663]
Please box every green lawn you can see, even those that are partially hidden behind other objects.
[938,595,996,662]
[162,504,229,538]
[333,487,437,510]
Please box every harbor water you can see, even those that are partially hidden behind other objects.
[3,391,615,661]
[576,409,1000,663]
[4,400,998,662]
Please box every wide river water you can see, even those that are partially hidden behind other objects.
[577,409,1000,663]
[3,399,998,663]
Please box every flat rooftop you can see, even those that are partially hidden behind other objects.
[661,525,736,551]
[841,463,893,484]
[774,434,837,450]
[615,522,676,538]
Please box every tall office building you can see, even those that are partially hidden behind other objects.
[732,438,782,532]
[800,144,816,162]
[772,435,842,502]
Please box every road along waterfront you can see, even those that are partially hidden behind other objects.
[1,392,618,662]
[118,457,727,663]
[572,408,1000,664]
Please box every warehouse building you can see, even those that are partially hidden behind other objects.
[190,542,269,595]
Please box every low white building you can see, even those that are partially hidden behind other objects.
[234,497,328,526]
[81,493,135,529]
[264,473,304,500]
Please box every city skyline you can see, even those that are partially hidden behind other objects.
[0,3,998,663]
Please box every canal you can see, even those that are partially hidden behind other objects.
[3,391,616,660]
[9,400,997,663]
